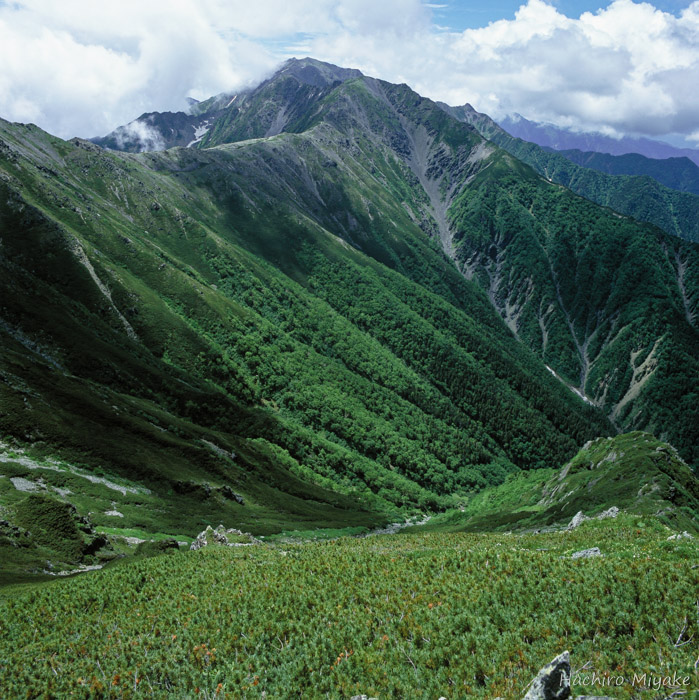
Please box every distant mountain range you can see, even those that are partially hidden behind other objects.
[1,58,696,542]
[499,113,699,166]
[552,149,699,197]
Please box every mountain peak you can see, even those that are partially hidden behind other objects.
[276,57,363,88]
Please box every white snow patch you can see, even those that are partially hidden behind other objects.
[187,120,211,147]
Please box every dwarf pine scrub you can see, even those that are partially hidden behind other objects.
[0,516,696,698]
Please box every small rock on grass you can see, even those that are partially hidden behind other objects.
[571,547,602,559]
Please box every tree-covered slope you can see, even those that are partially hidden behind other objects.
[134,64,699,467]
[445,103,699,244]
[417,432,699,534]
[447,154,699,465]
[554,149,699,196]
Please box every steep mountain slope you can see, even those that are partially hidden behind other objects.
[445,152,698,464]
[444,103,699,244]
[0,99,612,536]
[555,149,699,196]
[498,113,699,166]
[1,59,697,551]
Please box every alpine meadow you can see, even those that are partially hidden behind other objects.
[0,57,697,699]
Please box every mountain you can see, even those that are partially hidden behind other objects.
[1,59,697,561]
[499,113,699,166]
[92,58,364,153]
[0,74,615,538]
[554,149,699,197]
[444,103,699,244]
[418,432,699,534]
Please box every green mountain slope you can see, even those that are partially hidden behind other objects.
[445,148,699,465]
[445,103,699,244]
[416,432,699,534]
[1,60,697,563]
[160,61,699,465]
[0,102,610,537]
[554,149,699,196]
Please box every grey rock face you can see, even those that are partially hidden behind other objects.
[571,547,602,559]
[523,651,571,699]
[190,525,260,551]
[568,507,619,530]
[567,511,587,529]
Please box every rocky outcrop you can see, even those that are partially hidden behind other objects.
[523,651,571,699]
[567,507,619,530]
[522,652,613,699]
[190,525,261,551]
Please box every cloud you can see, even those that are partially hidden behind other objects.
[113,118,166,152]
[0,0,278,138]
[0,0,698,142]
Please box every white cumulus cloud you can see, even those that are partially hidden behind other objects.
[0,0,697,142]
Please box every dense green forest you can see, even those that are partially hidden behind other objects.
[446,102,699,243]
[555,149,699,196]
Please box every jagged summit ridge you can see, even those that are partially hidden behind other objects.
[277,57,364,87]
[92,57,363,153]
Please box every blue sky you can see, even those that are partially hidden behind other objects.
[429,0,690,29]
[0,0,698,144]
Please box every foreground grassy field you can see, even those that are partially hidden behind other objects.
[0,514,696,699]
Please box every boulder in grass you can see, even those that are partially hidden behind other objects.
[571,547,602,559]
[190,525,260,550]
[523,651,571,699]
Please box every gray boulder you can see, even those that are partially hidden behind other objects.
[596,506,619,520]
[523,651,571,699]
[190,525,260,550]
[567,511,587,529]
[571,547,602,559]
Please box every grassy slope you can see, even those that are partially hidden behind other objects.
[0,514,696,698]
[412,432,699,535]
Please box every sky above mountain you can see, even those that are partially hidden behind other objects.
[0,0,698,146]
